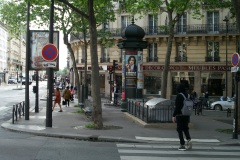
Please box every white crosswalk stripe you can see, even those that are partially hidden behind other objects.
[135,136,220,143]
[116,143,240,160]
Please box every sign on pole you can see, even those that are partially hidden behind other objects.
[42,43,58,61]
[231,52,239,67]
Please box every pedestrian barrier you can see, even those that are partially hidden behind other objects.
[12,101,25,124]
[227,108,231,117]
[127,99,174,123]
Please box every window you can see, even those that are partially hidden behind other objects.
[201,72,224,96]
[81,46,85,63]
[206,41,219,62]
[207,11,219,33]
[148,14,158,34]
[121,16,130,30]
[147,43,158,62]
[172,72,194,95]
[102,22,109,29]
[100,46,109,63]
[237,38,240,54]
[176,42,187,62]
[176,13,187,34]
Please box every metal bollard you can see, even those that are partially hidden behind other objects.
[12,105,15,124]
[227,108,231,117]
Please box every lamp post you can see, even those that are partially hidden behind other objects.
[223,16,229,98]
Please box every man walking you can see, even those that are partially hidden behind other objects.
[172,80,192,151]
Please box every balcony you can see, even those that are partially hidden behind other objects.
[146,57,158,62]
[100,57,110,63]
[205,56,220,62]
[70,23,239,41]
[175,56,187,62]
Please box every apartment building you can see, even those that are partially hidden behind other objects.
[70,7,239,99]
[7,34,26,81]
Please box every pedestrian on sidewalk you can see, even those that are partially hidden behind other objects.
[70,86,74,101]
[52,87,63,112]
[62,86,71,107]
[172,80,192,151]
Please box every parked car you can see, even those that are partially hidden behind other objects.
[21,77,32,85]
[8,78,17,84]
[210,97,235,111]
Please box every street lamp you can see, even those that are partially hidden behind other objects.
[223,16,229,98]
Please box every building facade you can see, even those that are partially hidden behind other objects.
[0,22,8,83]
[7,34,26,81]
[70,7,239,100]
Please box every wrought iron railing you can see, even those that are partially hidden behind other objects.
[127,99,174,123]
[70,23,238,41]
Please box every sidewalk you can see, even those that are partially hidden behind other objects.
[1,98,240,145]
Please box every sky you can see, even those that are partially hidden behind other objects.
[59,32,68,70]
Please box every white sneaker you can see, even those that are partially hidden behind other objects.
[186,139,192,150]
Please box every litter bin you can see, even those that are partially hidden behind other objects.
[144,98,173,122]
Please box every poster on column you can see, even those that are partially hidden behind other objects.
[122,50,126,89]
[137,51,143,89]
[125,51,137,87]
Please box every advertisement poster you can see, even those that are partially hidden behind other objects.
[125,51,137,87]
[137,51,143,89]
[30,30,59,70]
[122,50,126,89]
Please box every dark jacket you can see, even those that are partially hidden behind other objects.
[173,83,188,117]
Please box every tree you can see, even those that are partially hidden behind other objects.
[123,0,231,98]
[0,0,116,129]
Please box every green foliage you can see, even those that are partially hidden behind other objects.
[0,0,117,40]
[85,123,96,129]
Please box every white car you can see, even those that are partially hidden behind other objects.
[21,77,32,85]
[8,78,17,84]
[210,98,234,111]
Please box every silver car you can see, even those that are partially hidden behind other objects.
[210,98,235,111]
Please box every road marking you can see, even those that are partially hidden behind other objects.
[135,136,220,142]
[117,143,240,160]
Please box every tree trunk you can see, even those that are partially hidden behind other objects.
[161,12,175,99]
[88,0,103,129]
[63,33,81,105]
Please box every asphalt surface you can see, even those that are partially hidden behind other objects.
[1,97,240,145]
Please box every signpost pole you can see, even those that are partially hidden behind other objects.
[25,2,30,120]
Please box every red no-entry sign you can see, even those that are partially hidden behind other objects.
[42,44,58,61]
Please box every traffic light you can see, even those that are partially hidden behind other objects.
[16,65,19,71]
[107,66,113,74]
[33,86,37,93]
[113,60,118,70]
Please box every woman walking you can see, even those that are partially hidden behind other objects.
[52,87,63,112]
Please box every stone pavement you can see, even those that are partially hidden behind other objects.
[1,97,240,145]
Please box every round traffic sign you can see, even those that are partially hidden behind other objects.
[42,44,58,61]
[231,52,239,67]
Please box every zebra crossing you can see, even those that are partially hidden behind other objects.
[116,143,240,160]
